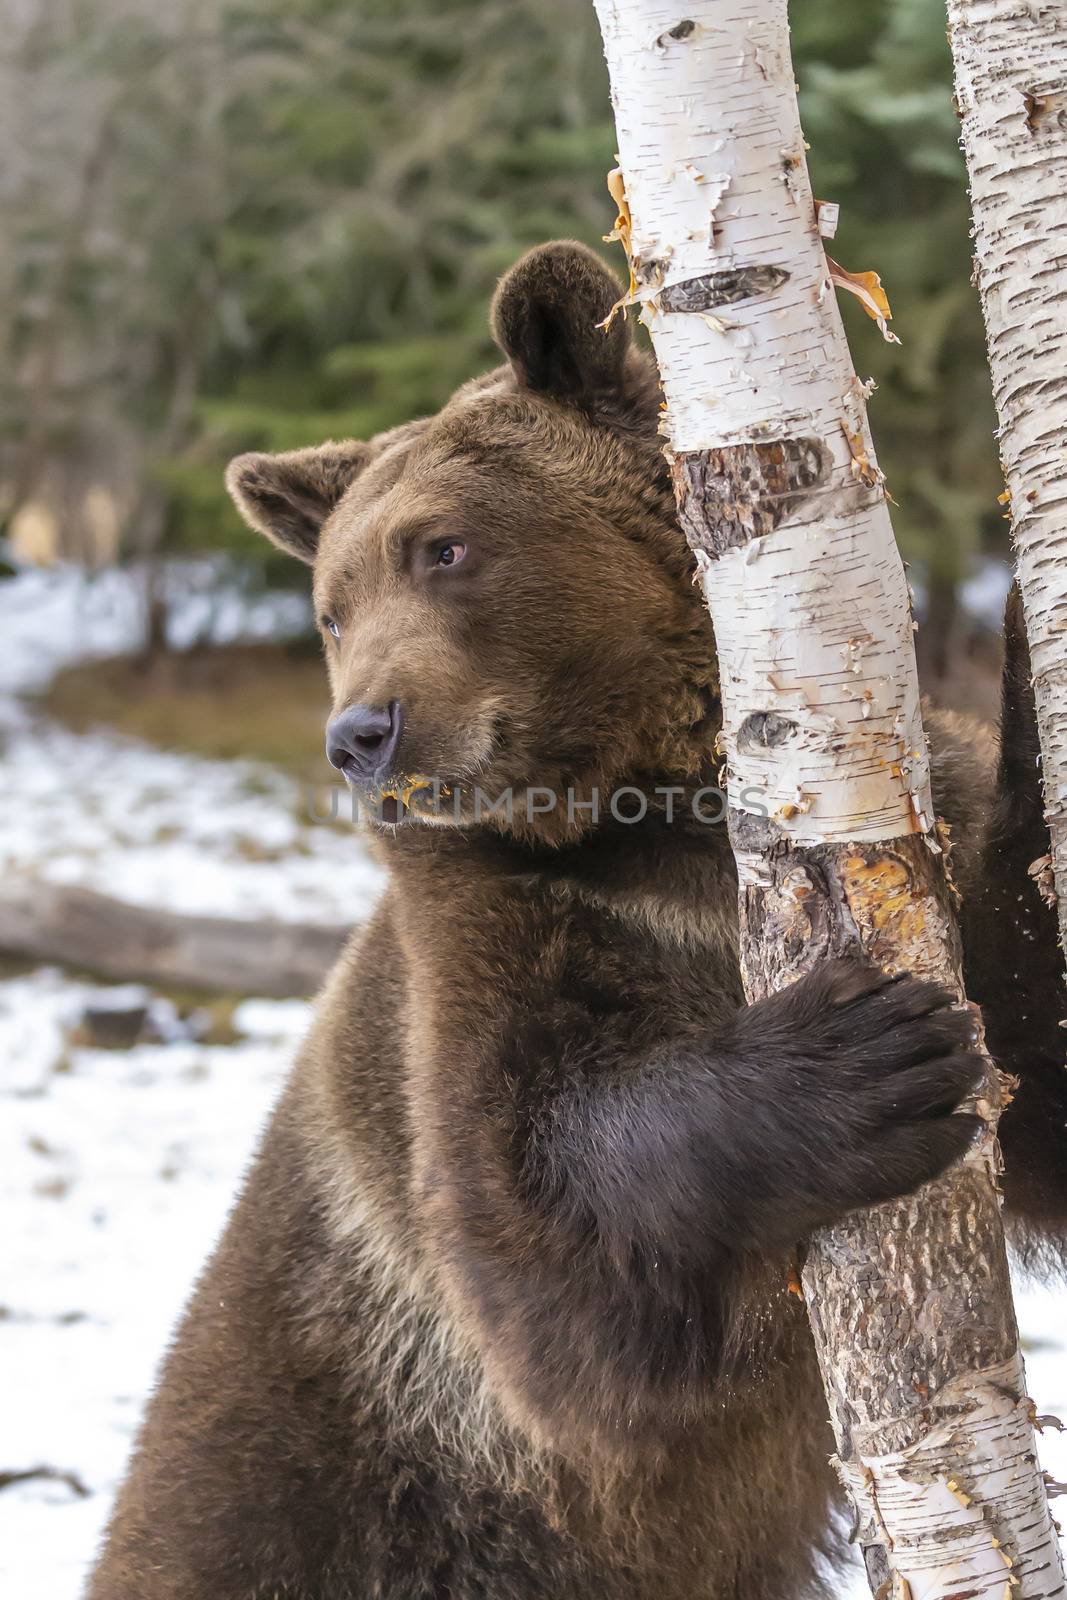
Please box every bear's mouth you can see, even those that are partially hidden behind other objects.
[373,775,438,828]
[379,793,405,826]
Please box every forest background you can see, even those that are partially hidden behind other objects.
[2,0,1001,689]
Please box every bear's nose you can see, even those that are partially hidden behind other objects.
[326,701,404,784]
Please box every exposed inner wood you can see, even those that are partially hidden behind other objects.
[671,441,830,554]
[657,264,790,313]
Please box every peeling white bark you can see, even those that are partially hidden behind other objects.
[839,1354,1061,1600]
[598,0,930,846]
[593,3,1065,1596]
[947,0,1067,962]
[606,7,858,455]
[700,524,932,844]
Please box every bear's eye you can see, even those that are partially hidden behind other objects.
[321,616,340,639]
[433,540,467,569]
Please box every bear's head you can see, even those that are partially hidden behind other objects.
[226,242,718,842]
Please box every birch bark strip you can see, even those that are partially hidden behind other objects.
[946,0,1067,965]
[591,3,1066,1596]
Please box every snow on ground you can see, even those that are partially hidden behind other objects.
[0,715,383,922]
[0,972,308,1600]
[0,558,384,1595]
[0,557,1064,1598]
[0,556,383,923]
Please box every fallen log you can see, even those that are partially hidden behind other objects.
[0,877,348,997]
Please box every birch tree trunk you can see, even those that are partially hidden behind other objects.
[591,4,1066,1596]
[946,0,1067,968]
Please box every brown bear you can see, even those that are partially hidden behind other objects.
[88,242,1067,1600]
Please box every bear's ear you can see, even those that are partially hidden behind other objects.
[225,440,372,565]
[491,241,631,401]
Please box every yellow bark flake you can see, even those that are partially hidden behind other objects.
[827,254,902,345]
[600,165,639,327]
[1028,1400,1067,1433]
[841,423,884,491]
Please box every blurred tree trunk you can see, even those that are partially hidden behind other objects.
[592,3,1065,1595]
[132,279,218,661]
[12,107,118,515]
[917,566,958,688]
[129,0,224,656]
[948,0,1067,968]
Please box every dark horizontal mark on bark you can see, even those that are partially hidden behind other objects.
[737,711,797,752]
[657,17,694,45]
[658,264,789,312]
[672,436,830,555]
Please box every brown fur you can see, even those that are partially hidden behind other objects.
[89,244,1067,1600]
